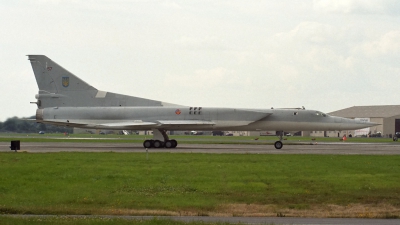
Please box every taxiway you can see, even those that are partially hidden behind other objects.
[1,142,400,155]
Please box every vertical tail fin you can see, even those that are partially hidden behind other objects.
[28,55,175,108]
[28,55,96,93]
[28,55,98,108]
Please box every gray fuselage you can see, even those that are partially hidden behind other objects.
[36,106,371,132]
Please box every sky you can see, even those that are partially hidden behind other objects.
[1,0,399,121]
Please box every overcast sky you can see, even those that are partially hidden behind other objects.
[1,0,399,121]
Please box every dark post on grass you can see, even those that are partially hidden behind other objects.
[10,140,20,152]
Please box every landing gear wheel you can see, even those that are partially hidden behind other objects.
[143,140,153,148]
[171,139,177,148]
[274,141,283,149]
[165,140,173,148]
[144,129,177,149]
[153,140,164,148]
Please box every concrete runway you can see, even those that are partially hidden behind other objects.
[2,141,400,155]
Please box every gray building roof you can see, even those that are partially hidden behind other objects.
[329,105,400,118]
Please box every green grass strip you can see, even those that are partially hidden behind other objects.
[0,216,238,225]
[0,152,399,215]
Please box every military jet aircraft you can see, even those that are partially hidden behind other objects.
[27,55,376,149]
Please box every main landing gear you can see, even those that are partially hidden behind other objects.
[143,129,178,149]
[274,131,283,149]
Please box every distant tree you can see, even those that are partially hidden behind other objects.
[38,123,47,132]
[17,120,32,132]
[3,117,17,132]
[0,116,73,133]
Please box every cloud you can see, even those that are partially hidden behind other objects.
[161,0,182,10]
[164,67,242,88]
[28,0,181,15]
[254,21,396,101]
[313,0,400,15]
[275,22,339,45]
[0,68,37,120]
[270,22,348,75]
[359,30,400,56]
[175,36,228,51]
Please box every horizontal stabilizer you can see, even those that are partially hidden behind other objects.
[29,119,88,128]
[98,121,158,127]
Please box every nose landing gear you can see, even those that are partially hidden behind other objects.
[274,131,284,149]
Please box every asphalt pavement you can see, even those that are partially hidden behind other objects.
[1,141,400,155]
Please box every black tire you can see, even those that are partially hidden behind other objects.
[274,141,283,149]
[153,140,164,148]
[171,139,178,148]
[165,140,173,148]
[143,140,153,148]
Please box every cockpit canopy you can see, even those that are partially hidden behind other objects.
[315,111,327,117]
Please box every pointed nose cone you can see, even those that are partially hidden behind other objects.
[341,118,379,130]
[364,121,380,127]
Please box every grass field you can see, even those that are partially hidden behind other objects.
[1,152,399,218]
[0,216,238,225]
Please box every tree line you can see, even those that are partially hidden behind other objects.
[0,116,73,133]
